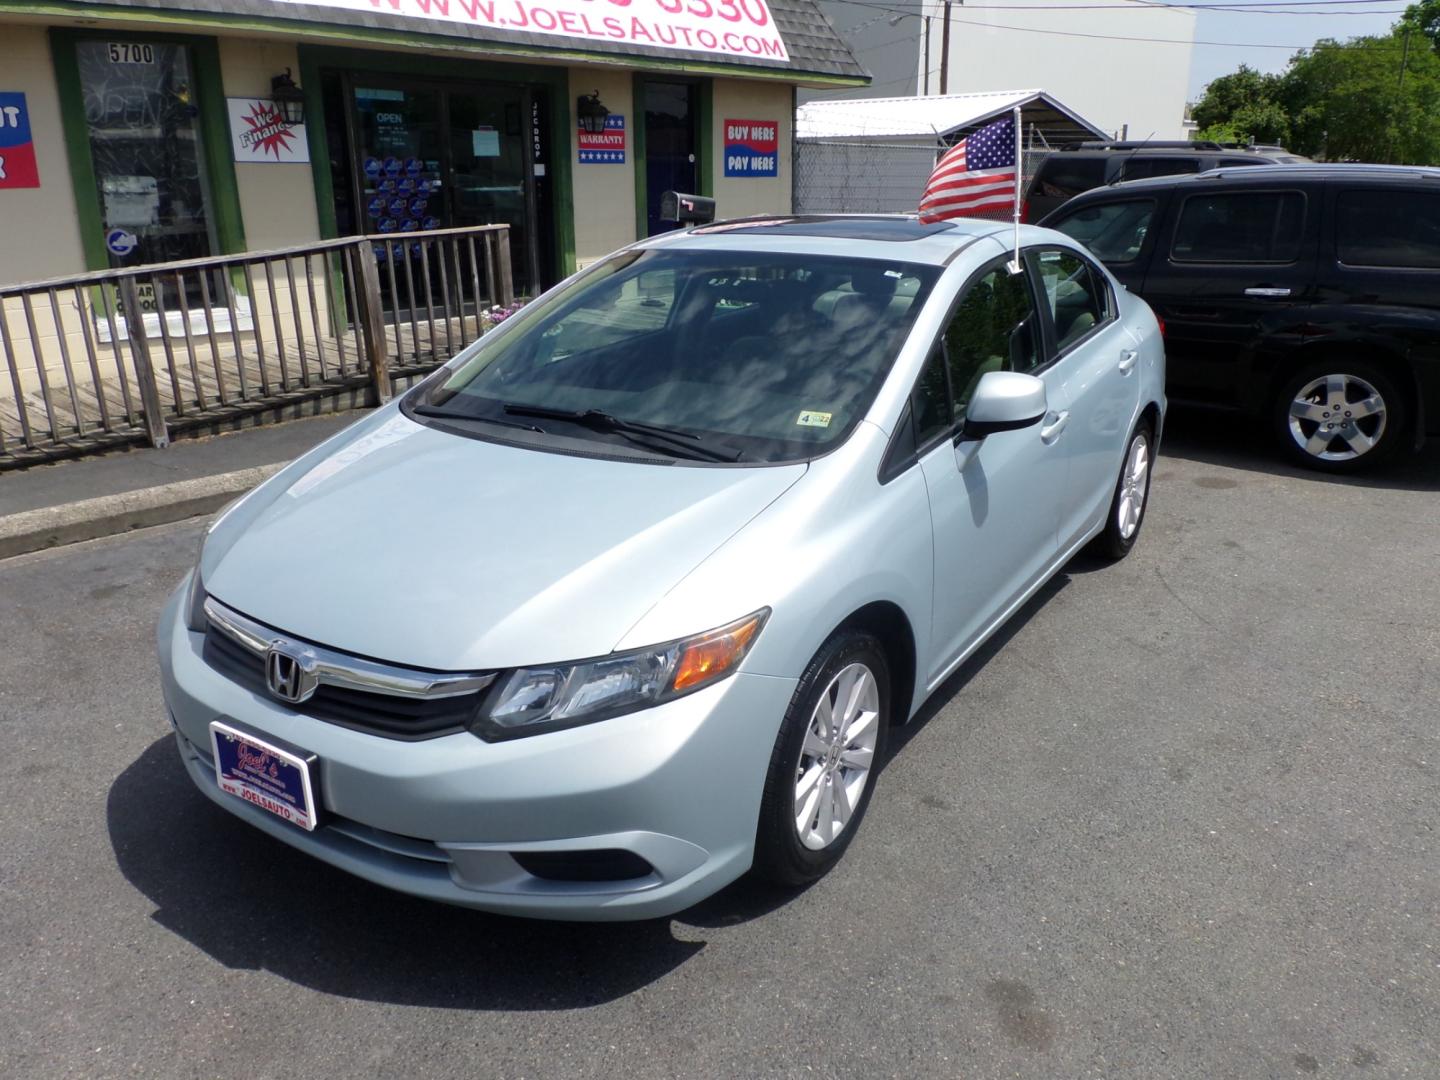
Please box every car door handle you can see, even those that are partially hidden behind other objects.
[1040,410,1069,443]
[1244,286,1292,297]
[1118,348,1139,373]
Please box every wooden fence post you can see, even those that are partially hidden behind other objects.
[118,277,170,449]
[494,229,515,309]
[352,241,391,406]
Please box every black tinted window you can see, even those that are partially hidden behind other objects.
[1033,158,1107,199]
[1171,191,1305,263]
[1336,189,1440,269]
[1050,199,1155,264]
[912,347,952,447]
[1118,157,1198,181]
[944,263,1040,412]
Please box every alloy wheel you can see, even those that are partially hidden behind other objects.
[793,662,880,851]
[1118,433,1150,540]
[1287,373,1387,463]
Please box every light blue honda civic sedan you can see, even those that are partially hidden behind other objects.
[158,215,1165,920]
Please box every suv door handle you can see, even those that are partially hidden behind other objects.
[1118,348,1139,373]
[1040,410,1070,443]
[1244,286,1292,297]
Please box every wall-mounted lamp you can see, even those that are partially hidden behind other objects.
[576,90,610,135]
[270,68,306,127]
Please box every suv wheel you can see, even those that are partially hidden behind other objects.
[1272,361,1405,472]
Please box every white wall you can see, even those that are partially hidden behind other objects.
[927,0,1196,141]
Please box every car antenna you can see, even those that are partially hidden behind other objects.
[1109,132,1158,187]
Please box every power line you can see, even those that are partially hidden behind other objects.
[932,12,1416,47]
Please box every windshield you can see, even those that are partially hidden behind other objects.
[413,248,941,463]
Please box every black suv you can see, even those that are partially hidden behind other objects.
[1042,164,1440,471]
[1024,141,1305,223]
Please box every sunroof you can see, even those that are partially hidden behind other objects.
[692,216,959,242]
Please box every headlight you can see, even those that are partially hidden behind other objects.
[472,609,769,741]
[183,499,238,634]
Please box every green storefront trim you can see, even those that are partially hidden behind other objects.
[6,0,868,88]
[297,45,577,281]
[50,27,247,271]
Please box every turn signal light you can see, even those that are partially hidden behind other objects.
[673,612,766,692]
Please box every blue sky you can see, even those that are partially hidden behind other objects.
[1188,2,1408,97]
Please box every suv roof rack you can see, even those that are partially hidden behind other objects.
[1066,140,1228,152]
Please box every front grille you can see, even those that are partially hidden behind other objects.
[202,626,487,741]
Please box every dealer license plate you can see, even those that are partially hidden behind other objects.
[209,720,319,831]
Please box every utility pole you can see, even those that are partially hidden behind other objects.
[1399,26,1412,92]
[923,11,932,96]
[939,1,953,95]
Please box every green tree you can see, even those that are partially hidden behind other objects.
[1279,32,1440,163]
[1401,0,1440,53]
[1192,65,1291,144]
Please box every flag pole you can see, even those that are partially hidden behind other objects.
[1008,104,1023,274]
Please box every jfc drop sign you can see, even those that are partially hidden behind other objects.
[723,119,777,179]
[0,92,40,190]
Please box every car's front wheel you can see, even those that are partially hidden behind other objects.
[1272,361,1406,472]
[752,630,890,886]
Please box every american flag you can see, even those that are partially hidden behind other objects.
[918,115,1018,223]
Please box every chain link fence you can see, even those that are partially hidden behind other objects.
[793,141,1051,221]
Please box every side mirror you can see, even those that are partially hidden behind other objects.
[962,371,1047,439]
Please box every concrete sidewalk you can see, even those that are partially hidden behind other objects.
[0,409,372,559]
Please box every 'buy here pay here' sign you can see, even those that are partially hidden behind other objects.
[724,119,777,178]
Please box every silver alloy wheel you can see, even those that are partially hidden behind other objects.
[1117,432,1150,540]
[793,662,880,851]
[1287,373,1387,462]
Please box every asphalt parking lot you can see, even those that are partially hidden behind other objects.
[2,411,1436,1079]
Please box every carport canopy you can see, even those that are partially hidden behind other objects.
[795,89,1108,148]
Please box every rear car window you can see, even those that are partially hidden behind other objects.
[1171,191,1305,264]
[1336,189,1440,269]
[1034,250,1110,351]
[1117,158,1199,182]
[1032,157,1108,200]
[1049,199,1155,264]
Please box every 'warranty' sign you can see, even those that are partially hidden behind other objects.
[262,0,789,62]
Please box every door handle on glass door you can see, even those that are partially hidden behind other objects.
[1040,411,1070,443]
[1244,286,1292,297]
[1118,348,1138,373]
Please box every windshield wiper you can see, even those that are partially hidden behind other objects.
[412,402,545,433]
[503,404,743,462]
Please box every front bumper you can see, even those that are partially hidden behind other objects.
[158,580,797,921]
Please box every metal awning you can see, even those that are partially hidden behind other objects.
[796,90,1107,145]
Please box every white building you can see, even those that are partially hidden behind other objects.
[809,0,1197,142]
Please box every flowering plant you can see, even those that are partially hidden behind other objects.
[481,299,527,333]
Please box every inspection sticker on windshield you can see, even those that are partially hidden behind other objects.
[210,720,319,831]
[796,410,832,428]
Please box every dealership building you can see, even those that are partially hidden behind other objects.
[0,0,867,293]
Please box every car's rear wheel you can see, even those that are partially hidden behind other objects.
[1090,420,1154,561]
[752,630,890,887]
[1272,361,1405,472]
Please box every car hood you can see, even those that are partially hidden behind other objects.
[204,411,806,670]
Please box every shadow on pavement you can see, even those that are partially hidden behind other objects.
[109,739,702,1009]
[1158,405,1440,493]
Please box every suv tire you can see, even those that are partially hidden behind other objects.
[1271,360,1406,472]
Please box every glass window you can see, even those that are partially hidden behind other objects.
[424,250,941,463]
[1336,189,1440,269]
[1118,157,1199,182]
[1050,200,1155,264]
[1034,250,1109,352]
[912,346,952,447]
[1033,157,1107,200]
[1171,191,1305,263]
[76,40,215,270]
[942,262,1040,413]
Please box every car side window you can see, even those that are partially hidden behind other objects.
[1336,189,1440,269]
[1049,199,1155,265]
[1032,249,1111,353]
[1170,191,1305,263]
[1118,157,1199,182]
[912,345,953,446]
[941,261,1040,414]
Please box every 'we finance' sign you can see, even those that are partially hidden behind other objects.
[266,0,789,62]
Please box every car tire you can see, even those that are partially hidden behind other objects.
[752,630,891,887]
[1271,361,1406,473]
[1090,419,1155,561]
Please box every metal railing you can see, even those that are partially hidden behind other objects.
[0,224,514,469]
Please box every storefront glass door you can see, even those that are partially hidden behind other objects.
[642,81,698,237]
[347,79,537,298]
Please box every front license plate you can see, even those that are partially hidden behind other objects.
[209,720,319,831]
